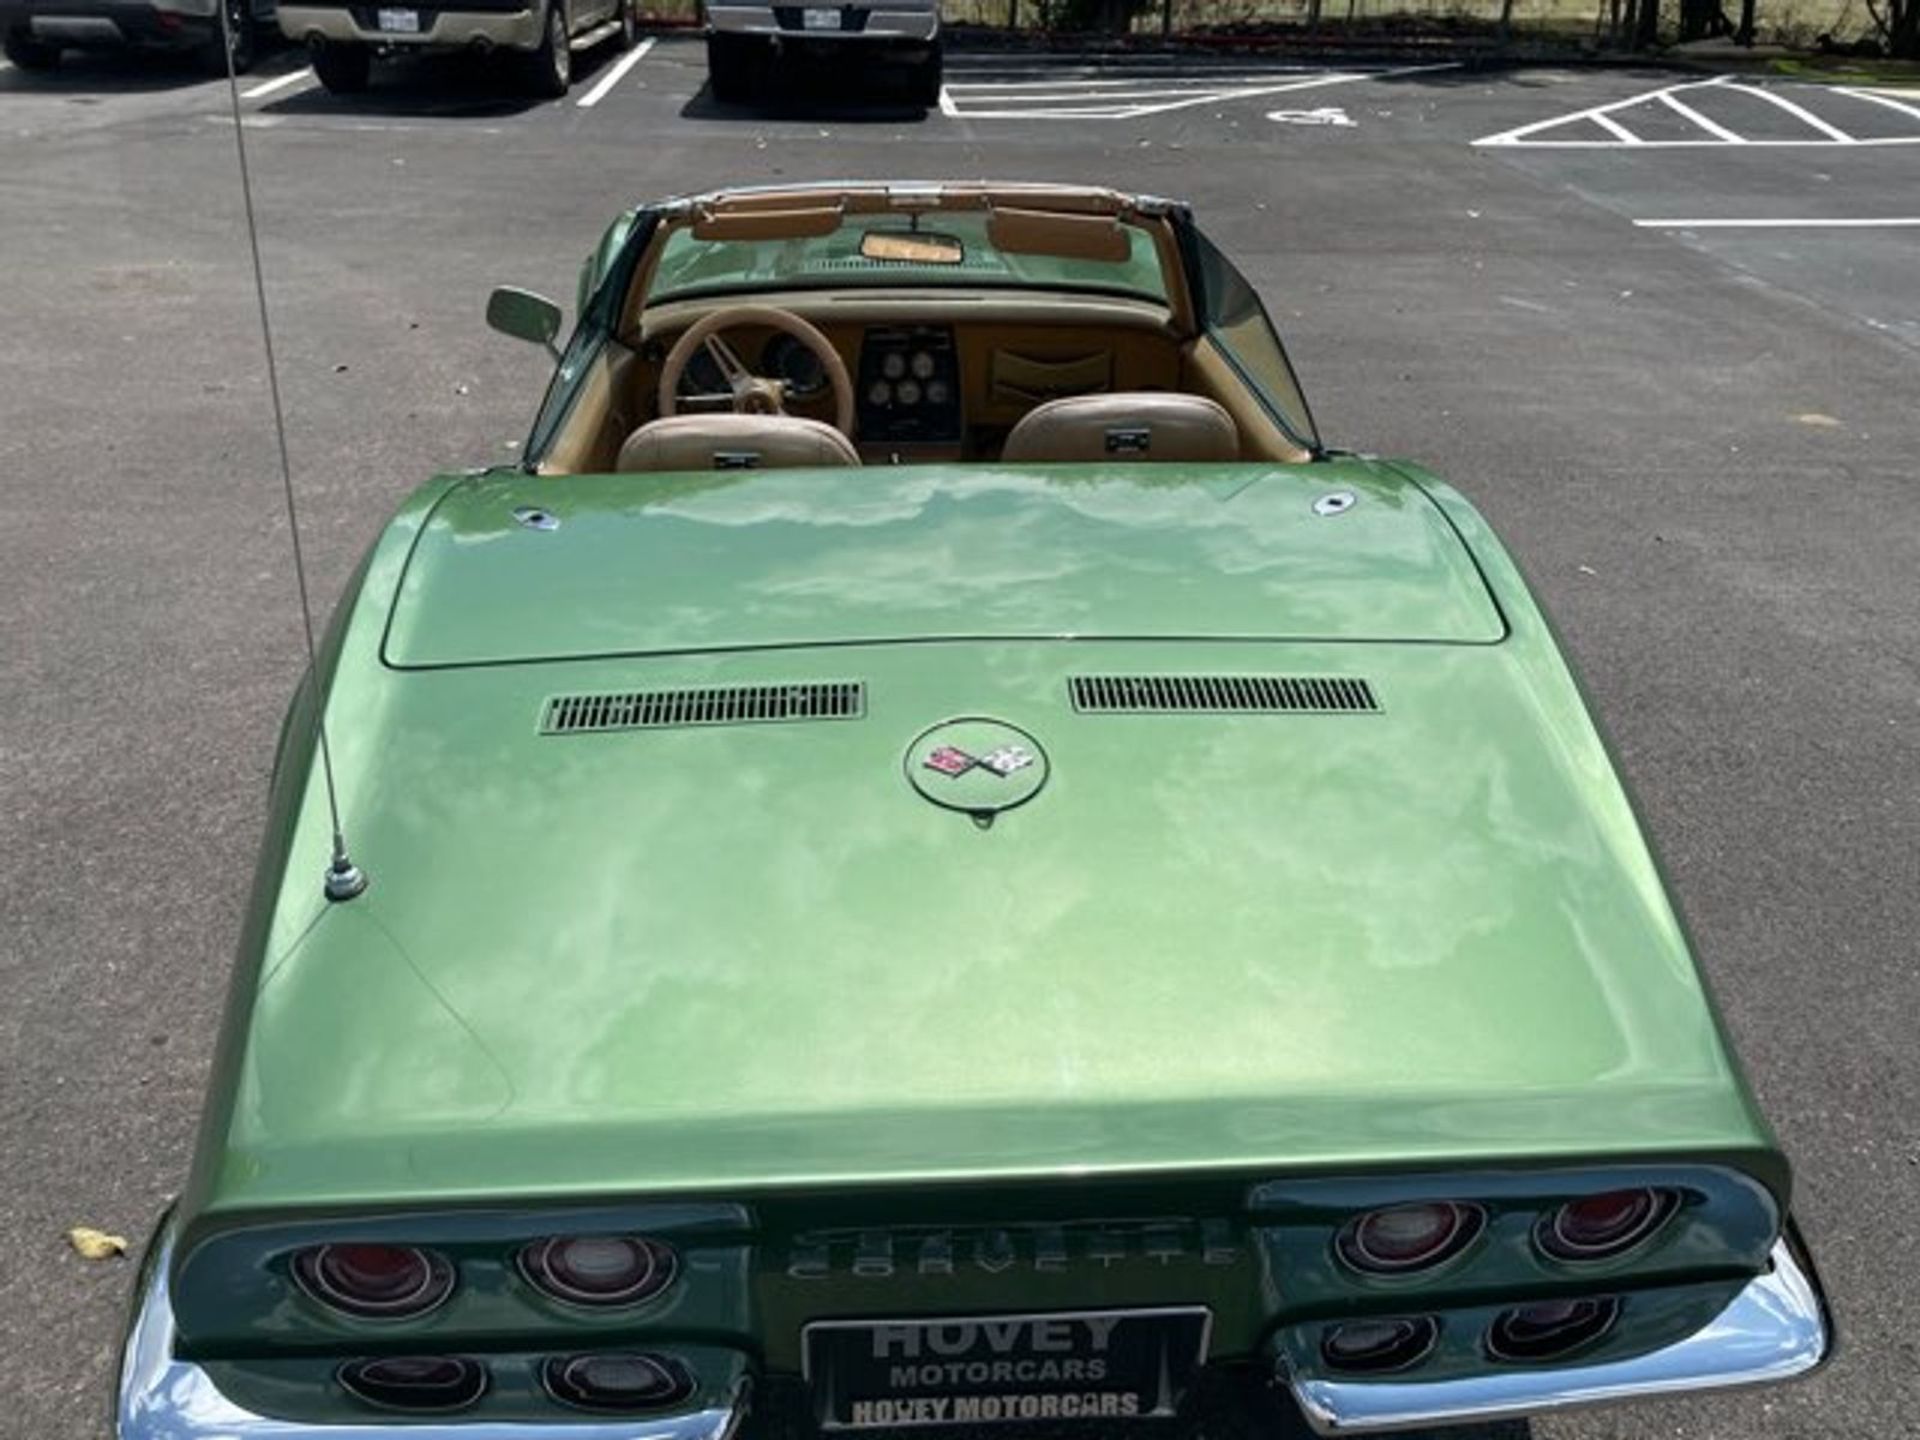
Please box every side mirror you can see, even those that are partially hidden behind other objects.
[486,286,563,360]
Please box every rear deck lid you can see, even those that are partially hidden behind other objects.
[384,462,1504,667]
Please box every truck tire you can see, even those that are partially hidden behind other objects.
[313,43,372,92]
[2,27,61,69]
[523,1,571,98]
[198,0,256,76]
[706,33,751,104]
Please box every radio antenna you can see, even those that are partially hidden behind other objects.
[218,27,366,902]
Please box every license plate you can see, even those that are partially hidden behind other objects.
[802,6,842,28]
[804,1308,1210,1430]
[375,7,421,32]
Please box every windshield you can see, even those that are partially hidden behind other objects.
[644,211,1171,306]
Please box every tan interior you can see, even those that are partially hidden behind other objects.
[617,413,861,473]
[1003,393,1239,464]
[986,207,1133,265]
[1181,336,1314,465]
[691,204,845,242]
[538,293,1313,475]
[536,187,1314,475]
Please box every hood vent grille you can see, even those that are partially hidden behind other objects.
[1070,675,1379,715]
[542,682,865,735]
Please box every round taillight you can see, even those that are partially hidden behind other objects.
[542,1353,693,1412]
[1538,1188,1674,1262]
[1319,1316,1439,1374]
[1337,1202,1483,1274]
[294,1244,454,1319]
[1487,1297,1619,1362]
[518,1235,677,1308]
[340,1355,486,1411]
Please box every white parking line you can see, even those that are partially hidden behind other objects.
[956,86,1301,105]
[951,72,1322,90]
[1593,111,1641,143]
[1836,86,1920,124]
[242,67,315,100]
[1724,83,1856,142]
[1657,88,1746,143]
[576,36,653,108]
[944,63,1455,121]
[1636,216,1920,228]
[1475,76,1732,146]
[1476,75,1920,149]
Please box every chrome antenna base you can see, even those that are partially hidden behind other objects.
[324,856,368,902]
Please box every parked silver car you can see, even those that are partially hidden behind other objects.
[0,0,266,71]
[705,0,940,106]
[278,0,637,95]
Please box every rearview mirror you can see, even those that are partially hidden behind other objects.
[487,286,563,359]
[860,230,966,265]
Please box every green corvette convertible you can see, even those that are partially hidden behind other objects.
[117,182,1831,1438]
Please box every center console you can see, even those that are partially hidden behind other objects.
[856,325,961,447]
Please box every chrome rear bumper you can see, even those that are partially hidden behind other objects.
[704,4,938,42]
[276,3,542,49]
[1284,1222,1832,1435]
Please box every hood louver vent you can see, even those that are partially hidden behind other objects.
[542,682,864,735]
[1070,675,1379,715]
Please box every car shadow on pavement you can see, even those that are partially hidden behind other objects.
[261,50,552,118]
[681,84,934,123]
[0,46,253,94]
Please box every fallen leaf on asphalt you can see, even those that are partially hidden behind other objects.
[69,1227,128,1260]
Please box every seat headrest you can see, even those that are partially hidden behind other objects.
[617,413,861,473]
[1001,393,1239,464]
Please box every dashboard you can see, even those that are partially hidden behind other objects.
[673,324,963,447]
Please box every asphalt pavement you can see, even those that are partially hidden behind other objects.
[1,34,1916,1440]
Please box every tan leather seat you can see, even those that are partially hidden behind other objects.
[1002,393,1239,464]
[617,414,861,473]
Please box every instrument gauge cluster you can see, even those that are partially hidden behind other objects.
[676,345,728,399]
[858,327,960,444]
[674,330,829,402]
[761,332,829,400]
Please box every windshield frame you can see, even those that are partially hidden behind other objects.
[637,207,1176,312]
[614,187,1199,341]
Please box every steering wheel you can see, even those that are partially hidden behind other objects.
[658,304,855,437]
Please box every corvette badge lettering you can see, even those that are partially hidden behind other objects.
[787,1218,1241,1279]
